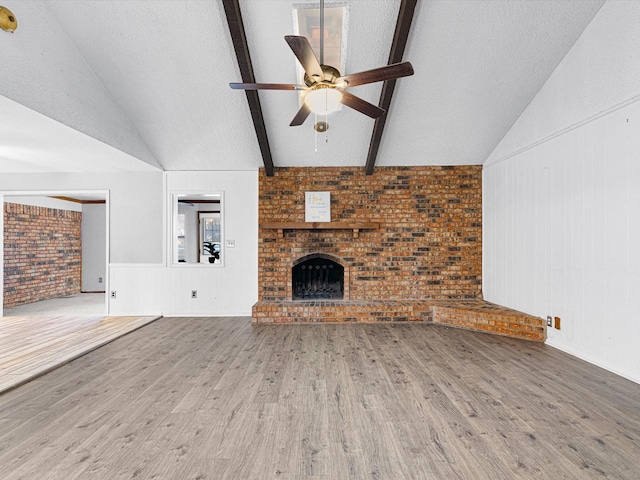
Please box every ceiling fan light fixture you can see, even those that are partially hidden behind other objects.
[0,6,17,32]
[304,87,342,115]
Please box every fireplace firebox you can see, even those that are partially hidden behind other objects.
[292,255,344,300]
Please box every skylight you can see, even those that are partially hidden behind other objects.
[292,3,348,78]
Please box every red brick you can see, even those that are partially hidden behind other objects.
[3,203,81,308]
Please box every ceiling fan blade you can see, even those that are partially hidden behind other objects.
[285,35,324,81]
[338,62,414,88]
[290,103,312,126]
[229,82,305,91]
[340,91,385,119]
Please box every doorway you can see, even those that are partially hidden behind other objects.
[0,191,109,317]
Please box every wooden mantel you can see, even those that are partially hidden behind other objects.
[260,222,380,238]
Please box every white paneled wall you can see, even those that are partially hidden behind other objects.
[108,171,259,317]
[485,102,640,381]
[108,265,164,316]
[483,0,640,382]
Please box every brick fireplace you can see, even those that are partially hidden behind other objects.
[253,166,545,342]
[257,166,483,301]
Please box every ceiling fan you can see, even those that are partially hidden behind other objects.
[229,3,414,128]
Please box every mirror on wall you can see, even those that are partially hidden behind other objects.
[173,193,223,266]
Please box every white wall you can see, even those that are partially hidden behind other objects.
[109,171,259,317]
[81,203,107,292]
[0,198,2,317]
[483,0,640,383]
[177,202,199,263]
[0,172,164,264]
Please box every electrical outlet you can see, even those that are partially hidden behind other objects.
[191,290,197,299]
[554,317,561,330]
[98,277,103,284]
[110,291,116,299]
[546,316,552,327]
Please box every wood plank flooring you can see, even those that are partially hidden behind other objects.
[0,317,639,479]
[0,315,160,393]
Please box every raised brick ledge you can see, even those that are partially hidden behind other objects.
[252,299,433,324]
[252,299,546,343]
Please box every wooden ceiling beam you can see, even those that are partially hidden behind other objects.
[222,0,275,176]
[50,196,105,205]
[364,0,418,175]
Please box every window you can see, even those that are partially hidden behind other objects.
[176,213,186,262]
[172,192,223,266]
[199,212,221,264]
[293,4,348,82]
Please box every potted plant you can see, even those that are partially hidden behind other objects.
[203,242,220,263]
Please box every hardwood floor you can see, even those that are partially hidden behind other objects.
[0,317,639,479]
[0,315,160,393]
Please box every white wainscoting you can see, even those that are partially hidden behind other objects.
[108,264,164,316]
[109,263,256,317]
[483,99,640,383]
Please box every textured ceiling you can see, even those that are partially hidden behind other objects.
[0,0,606,173]
[0,96,158,173]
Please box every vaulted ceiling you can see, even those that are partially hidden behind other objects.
[0,0,605,174]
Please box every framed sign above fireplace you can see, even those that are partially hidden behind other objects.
[305,191,331,222]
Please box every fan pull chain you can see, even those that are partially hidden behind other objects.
[325,113,329,143]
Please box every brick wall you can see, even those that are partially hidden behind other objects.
[3,203,82,308]
[258,166,482,301]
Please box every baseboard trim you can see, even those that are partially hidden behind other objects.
[546,339,640,385]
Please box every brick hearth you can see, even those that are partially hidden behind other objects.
[253,299,545,342]
[254,299,433,323]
